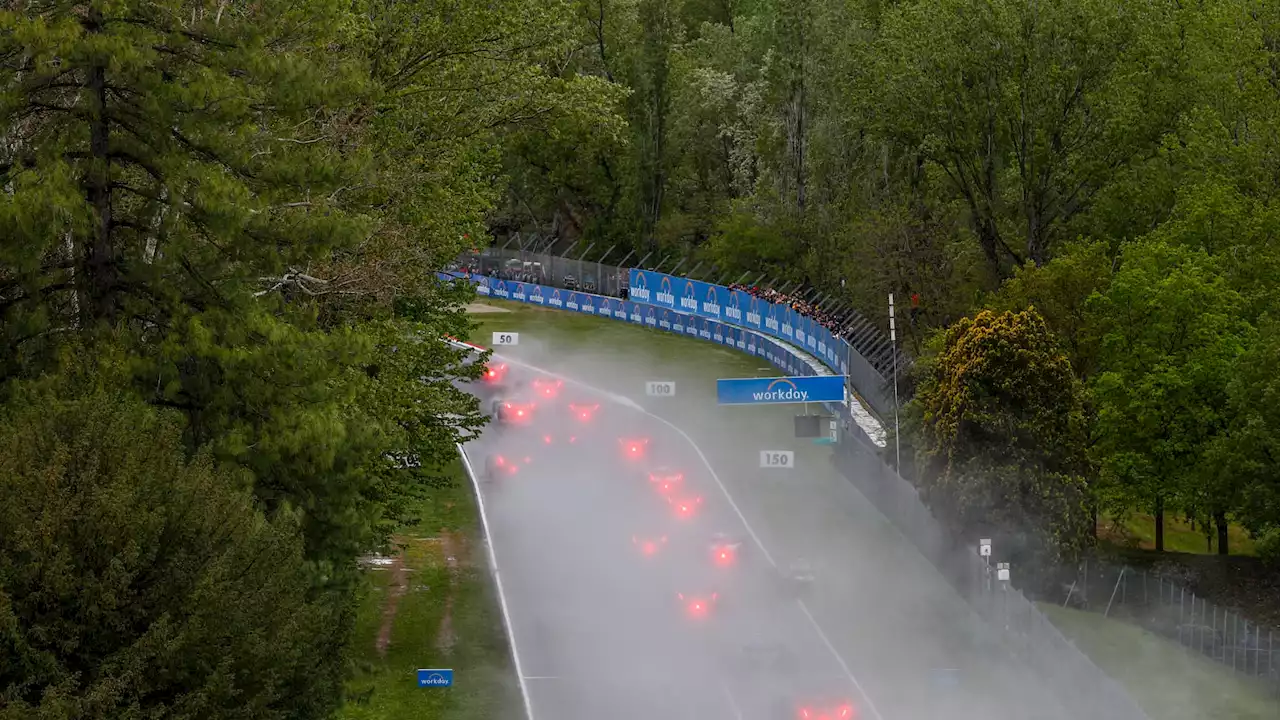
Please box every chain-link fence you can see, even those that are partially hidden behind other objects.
[1062,561,1279,697]
[832,438,1154,720]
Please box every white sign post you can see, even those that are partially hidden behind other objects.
[979,539,992,557]
[759,450,794,469]
[646,381,676,397]
[492,332,519,346]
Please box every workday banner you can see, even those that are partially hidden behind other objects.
[436,271,824,379]
[716,375,847,406]
[628,269,850,378]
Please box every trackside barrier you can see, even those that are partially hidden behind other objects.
[446,271,1153,720]
[626,269,895,417]
[443,272,847,418]
[462,247,900,419]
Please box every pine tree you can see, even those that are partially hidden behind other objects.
[0,0,371,374]
[0,372,352,720]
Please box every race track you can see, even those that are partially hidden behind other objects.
[468,346,1076,720]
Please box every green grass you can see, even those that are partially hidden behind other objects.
[465,299,855,474]
[1099,512,1258,556]
[1039,603,1277,720]
[337,458,521,720]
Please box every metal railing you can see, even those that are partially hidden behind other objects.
[1062,560,1279,697]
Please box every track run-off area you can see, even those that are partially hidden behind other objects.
[454,302,1079,720]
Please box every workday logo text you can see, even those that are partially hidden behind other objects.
[680,281,699,312]
[629,272,651,302]
[656,277,675,307]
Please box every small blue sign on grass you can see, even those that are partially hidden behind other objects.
[417,669,454,687]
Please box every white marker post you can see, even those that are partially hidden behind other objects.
[492,332,519,346]
[646,381,676,397]
[979,538,993,593]
[888,294,900,474]
[760,450,794,469]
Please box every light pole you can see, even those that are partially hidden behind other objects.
[888,294,901,473]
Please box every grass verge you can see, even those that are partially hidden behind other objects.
[337,457,521,720]
[1098,512,1257,556]
[1039,603,1277,720]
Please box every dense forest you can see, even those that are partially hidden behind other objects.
[1,0,1278,716]
[495,0,1280,567]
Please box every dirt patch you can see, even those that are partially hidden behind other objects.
[375,552,408,658]
[434,531,470,653]
[465,303,511,314]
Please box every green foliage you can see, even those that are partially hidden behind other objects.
[1,0,617,711]
[910,307,1091,563]
[1213,316,1280,535]
[1088,240,1252,536]
[0,373,351,720]
[1257,528,1280,568]
[988,239,1114,381]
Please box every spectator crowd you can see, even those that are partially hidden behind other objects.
[728,283,862,341]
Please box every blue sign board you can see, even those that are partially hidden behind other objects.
[716,375,847,406]
[437,270,853,423]
[628,269,851,375]
[417,668,454,687]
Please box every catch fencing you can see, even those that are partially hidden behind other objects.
[1063,561,1279,698]
[452,247,1155,719]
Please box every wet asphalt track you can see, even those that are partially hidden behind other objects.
[470,355,1076,720]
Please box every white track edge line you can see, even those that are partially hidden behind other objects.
[485,350,887,720]
[456,442,537,720]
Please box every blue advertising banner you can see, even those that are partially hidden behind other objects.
[438,270,848,419]
[627,268,853,380]
[417,669,454,688]
[716,375,847,406]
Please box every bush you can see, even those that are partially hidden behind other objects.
[1256,528,1280,567]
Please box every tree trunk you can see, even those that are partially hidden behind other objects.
[1153,496,1165,552]
[83,8,118,325]
[1215,509,1229,555]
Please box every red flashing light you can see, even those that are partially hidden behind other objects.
[670,496,702,519]
[678,592,717,618]
[569,403,599,422]
[619,437,649,460]
[713,545,735,566]
[483,363,508,383]
[632,535,668,556]
[533,378,563,399]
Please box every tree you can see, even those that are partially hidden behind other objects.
[0,0,371,368]
[0,371,350,720]
[1089,238,1252,551]
[862,0,1186,275]
[988,238,1114,382]
[1211,316,1280,541]
[909,307,1092,567]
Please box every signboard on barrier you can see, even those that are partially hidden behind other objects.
[715,375,847,406]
